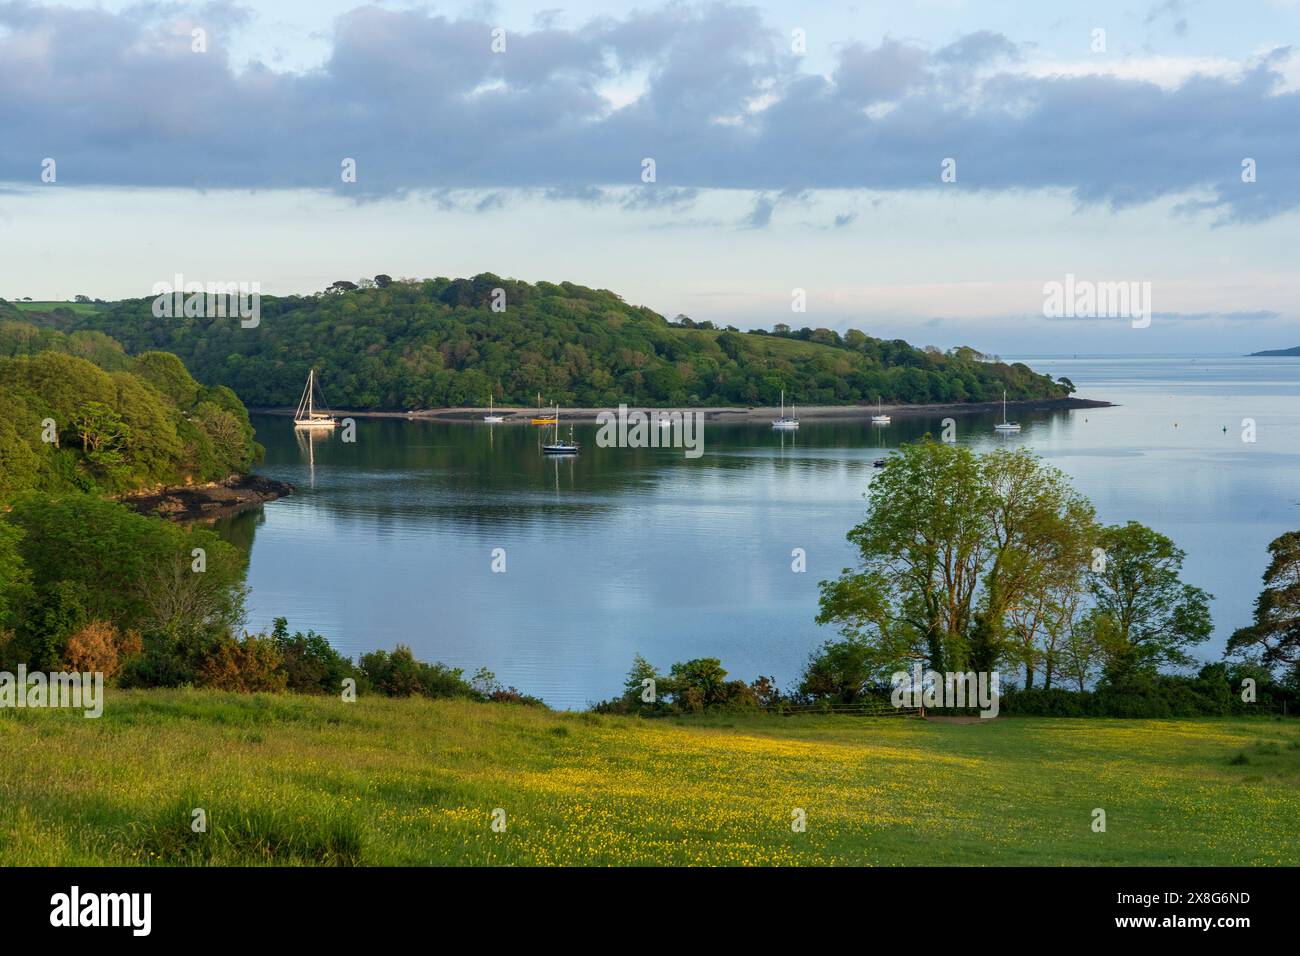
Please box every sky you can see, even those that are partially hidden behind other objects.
[1,0,1298,354]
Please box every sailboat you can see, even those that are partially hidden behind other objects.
[993,389,1021,432]
[531,392,557,426]
[772,389,799,430]
[542,404,579,455]
[483,394,504,424]
[871,397,891,425]
[293,369,338,428]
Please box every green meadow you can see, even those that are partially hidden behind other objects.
[9,301,102,315]
[1,690,1296,866]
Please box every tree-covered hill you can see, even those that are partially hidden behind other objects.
[11,276,1071,410]
[0,321,261,499]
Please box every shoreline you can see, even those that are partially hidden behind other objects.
[250,396,1113,424]
[119,474,294,522]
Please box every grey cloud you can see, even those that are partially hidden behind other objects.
[0,1,1295,223]
[620,186,699,211]
[935,31,1022,67]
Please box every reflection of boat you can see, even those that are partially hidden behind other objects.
[993,389,1021,432]
[294,369,338,428]
[293,422,329,489]
[772,389,799,430]
[531,392,557,426]
[483,395,504,424]
[542,405,579,455]
[871,397,891,426]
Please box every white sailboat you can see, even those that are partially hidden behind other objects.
[542,404,579,455]
[483,394,504,424]
[293,369,338,428]
[994,389,1021,432]
[871,397,891,425]
[772,389,799,430]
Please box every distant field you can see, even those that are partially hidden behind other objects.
[8,300,102,315]
[1,691,1296,865]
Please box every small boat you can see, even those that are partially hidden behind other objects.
[483,394,504,424]
[293,368,338,428]
[542,405,579,455]
[873,458,888,468]
[531,392,557,426]
[772,389,799,430]
[993,389,1021,432]
[871,397,891,425]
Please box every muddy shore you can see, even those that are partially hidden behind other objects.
[250,396,1112,424]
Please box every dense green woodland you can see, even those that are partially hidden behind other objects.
[0,321,263,677]
[5,276,1071,409]
[0,321,260,499]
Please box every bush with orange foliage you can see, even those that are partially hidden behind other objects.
[64,621,143,681]
[197,634,288,693]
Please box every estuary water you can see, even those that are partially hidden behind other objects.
[220,355,1300,708]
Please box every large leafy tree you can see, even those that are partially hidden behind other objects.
[982,448,1096,686]
[1087,521,1213,673]
[1228,530,1300,668]
[817,441,1096,676]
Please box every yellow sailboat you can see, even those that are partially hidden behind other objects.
[530,392,557,426]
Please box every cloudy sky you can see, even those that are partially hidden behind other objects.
[1,0,1298,354]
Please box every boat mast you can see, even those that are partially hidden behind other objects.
[296,370,312,421]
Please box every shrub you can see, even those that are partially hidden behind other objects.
[999,687,1095,717]
[488,687,547,707]
[63,620,142,681]
[270,617,354,694]
[357,645,480,700]
[118,632,196,688]
[596,655,777,715]
[797,637,882,704]
[198,634,287,693]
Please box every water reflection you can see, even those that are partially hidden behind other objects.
[217,360,1300,708]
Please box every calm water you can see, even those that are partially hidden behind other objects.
[220,355,1300,708]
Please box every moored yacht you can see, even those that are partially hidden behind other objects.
[772,389,799,430]
[293,369,338,428]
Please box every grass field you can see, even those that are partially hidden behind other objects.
[1,690,1296,866]
[9,300,102,315]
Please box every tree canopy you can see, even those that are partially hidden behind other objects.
[815,440,1211,690]
[15,275,1070,410]
[0,326,261,498]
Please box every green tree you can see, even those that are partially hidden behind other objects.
[820,441,1100,678]
[1228,529,1300,668]
[1088,521,1213,673]
[0,520,29,632]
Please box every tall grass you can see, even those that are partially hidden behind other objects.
[1,690,1297,865]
